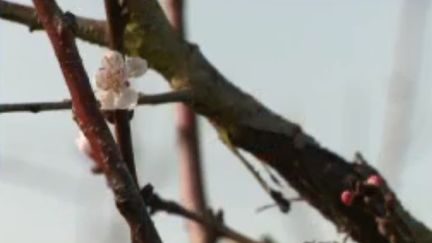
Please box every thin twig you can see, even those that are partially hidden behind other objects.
[165,0,211,242]
[141,185,263,243]
[31,1,161,242]
[0,0,107,45]
[104,0,138,188]
[0,90,191,114]
[4,1,431,242]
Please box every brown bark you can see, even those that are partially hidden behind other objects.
[2,0,431,242]
[30,0,161,242]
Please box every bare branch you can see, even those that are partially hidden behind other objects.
[0,100,72,113]
[31,0,161,242]
[164,0,212,242]
[2,0,431,242]
[103,0,138,189]
[0,90,191,114]
[141,185,263,243]
[0,0,107,46]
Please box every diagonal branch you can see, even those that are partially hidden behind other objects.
[141,185,262,243]
[30,0,161,242]
[3,0,432,242]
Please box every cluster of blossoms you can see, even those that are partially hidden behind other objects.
[76,50,148,169]
[94,50,148,110]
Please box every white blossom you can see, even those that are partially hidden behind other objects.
[75,131,103,173]
[126,56,148,78]
[75,131,93,159]
[95,87,139,110]
[93,50,147,110]
[95,51,128,92]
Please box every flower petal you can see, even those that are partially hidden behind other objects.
[126,56,148,78]
[114,87,139,109]
[75,131,92,158]
[102,50,124,70]
[96,90,116,110]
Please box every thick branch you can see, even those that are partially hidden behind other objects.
[0,90,191,114]
[2,0,431,242]
[30,0,161,242]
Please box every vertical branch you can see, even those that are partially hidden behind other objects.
[165,1,211,242]
[32,0,161,242]
[104,0,138,184]
[104,0,126,51]
[378,0,430,187]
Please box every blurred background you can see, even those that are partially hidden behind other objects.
[1,0,432,242]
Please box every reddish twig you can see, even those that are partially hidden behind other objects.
[4,1,431,242]
[165,0,211,242]
[31,0,161,242]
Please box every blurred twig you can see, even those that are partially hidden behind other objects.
[164,0,212,242]
[378,0,430,187]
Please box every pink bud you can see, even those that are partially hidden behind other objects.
[366,174,383,187]
[340,190,354,206]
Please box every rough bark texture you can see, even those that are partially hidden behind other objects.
[1,0,431,242]
[30,0,161,242]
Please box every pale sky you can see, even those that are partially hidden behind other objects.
[1,0,432,242]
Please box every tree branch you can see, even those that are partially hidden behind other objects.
[3,0,431,242]
[103,0,138,189]
[0,90,191,114]
[164,0,212,242]
[140,185,263,243]
[30,0,161,242]
[0,0,107,45]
